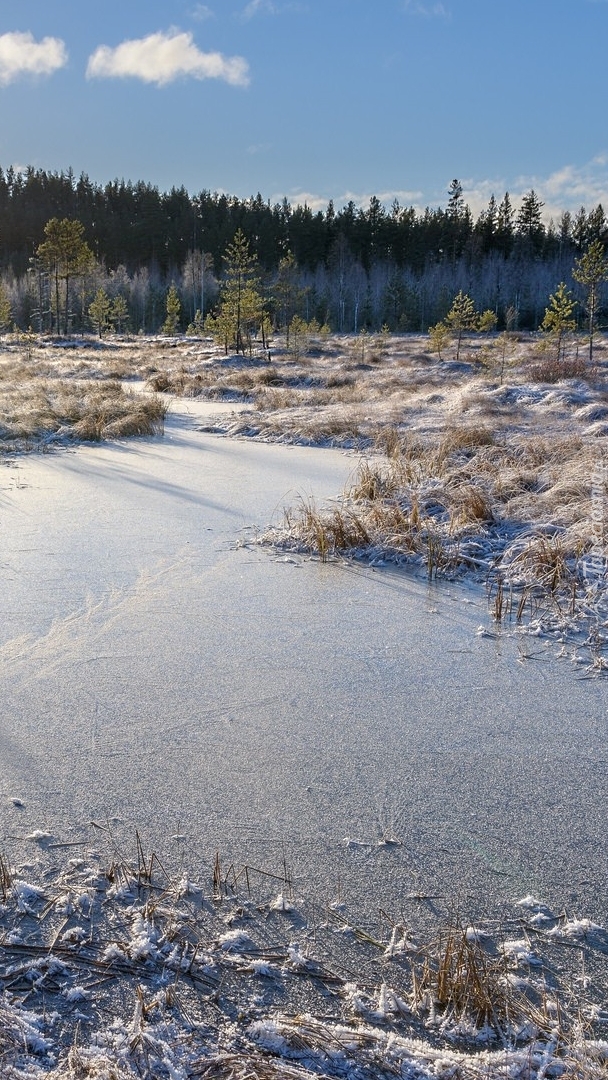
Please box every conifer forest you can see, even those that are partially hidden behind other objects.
[0,166,606,336]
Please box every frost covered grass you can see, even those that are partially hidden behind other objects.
[3,329,607,639]
[1,835,608,1080]
[134,332,608,622]
[211,333,606,647]
[0,337,172,451]
[264,428,608,651]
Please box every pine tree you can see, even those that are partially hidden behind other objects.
[186,309,205,335]
[273,252,304,344]
[110,294,129,333]
[37,218,94,335]
[288,315,310,360]
[445,291,478,361]
[215,229,265,355]
[428,321,451,360]
[541,282,576,362]
[0,281,11,331]
[572,240,608,364]
[478,309,498,333]
[204,308,234,354]
[89,287,111,337]
[163,283,181,335]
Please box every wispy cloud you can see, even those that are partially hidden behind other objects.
[533,159,608,206]
[274,190,328,212]
[270,188,424,213]
[0,31,67,86]
[241,0,306,19]
[340,188,425,208]
[86,29,249,88]
[453,156,608,220]
[273,166,608,220]
[402,1,450,17]
[191,4,215,20]
[247,141,272,155]
[516,157,608,220]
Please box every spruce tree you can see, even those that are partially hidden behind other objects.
[496,192,514,255]
[447,179,464,218]
[516,191,545,252]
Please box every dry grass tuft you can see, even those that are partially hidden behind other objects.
[0,369,167,450]
[285,499,371,560]
[49,1048,134,1078]
[449,485,495,527]
[503,535,576,595]
[0,838,607,1080]
[439,425,495,456]
[264,419,608,638]
[530,354,591,383]
[413,927,513,1032]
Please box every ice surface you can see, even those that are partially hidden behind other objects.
[1,401,607,936]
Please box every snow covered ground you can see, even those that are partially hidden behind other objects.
[1,334,607,1076]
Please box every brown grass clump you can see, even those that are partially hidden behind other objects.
[0,377,167,450]
[530,354,591,383]
[413,927,512,1031]
[265,415,608,635]
[439,425,495,457]
[348,460,403,501]
[449,485,495,527]
[504,535,575,595]
[285,500,371,560]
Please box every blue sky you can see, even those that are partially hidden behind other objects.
[1,0,607,219]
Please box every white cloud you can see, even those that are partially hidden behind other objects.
[0,31,67,86]
[518,159,608,222]
[86,29,249,88]
[448,156,608,222]
[269,188,424,213]
[241,0,307,19]
[340,188,424,208]
[273,190,328,212]
[243,0,277,14]
[268,164,608,221]
[533,159,608,208]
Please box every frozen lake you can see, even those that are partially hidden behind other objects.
[1,400,606,933]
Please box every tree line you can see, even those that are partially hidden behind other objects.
[0,167,607,335]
